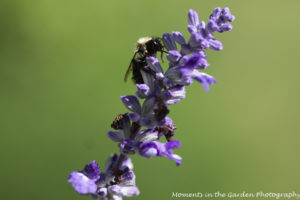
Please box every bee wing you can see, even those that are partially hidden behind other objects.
[124,60,133,82]
[124,51,138,82]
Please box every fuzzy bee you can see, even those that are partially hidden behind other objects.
[124,37,166,84]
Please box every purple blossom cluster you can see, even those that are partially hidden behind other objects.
[68,7,234,199]
[68,154,139,199]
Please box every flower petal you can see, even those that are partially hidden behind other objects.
[146,56,163,73]
[136,84,150,98]
[121,95,141,113]
[135,129,159,142]
[166,50,181,63]
[191,70,217,92]
[172,31,186,45]
[108,185,140,197]
[208,39,223,51]
[82,161,100,179]
[162,33,177,50]
[68,172,97,195]
[141,97,156,116]
[98,188,108,197]
[119,171,136,186]
[188,9,199,26]
[138,141,159,158]
[107,131,123,142]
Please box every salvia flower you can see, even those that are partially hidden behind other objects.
[108,113,181,165]
[68,7,235,199]
[68,155,139,200]
[138,139,182,166]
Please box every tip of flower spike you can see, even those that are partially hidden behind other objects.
[222,7,235,22]
[211,7,221,18]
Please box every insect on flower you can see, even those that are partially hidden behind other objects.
[68,7,235,200]
[124,37,167,84]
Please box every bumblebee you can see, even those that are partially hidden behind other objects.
[124,37,166,84]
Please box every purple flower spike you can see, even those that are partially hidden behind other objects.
[70,155,139,199]
[222,7,235,22]
[69,7,235,199]
[208,7,235,33]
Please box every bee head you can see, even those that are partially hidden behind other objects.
[145,37,164,55]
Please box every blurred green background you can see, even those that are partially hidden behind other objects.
[1,0,300,199]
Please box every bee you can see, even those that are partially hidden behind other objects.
[124,37,166,84]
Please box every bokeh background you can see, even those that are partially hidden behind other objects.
[1,0,300,199]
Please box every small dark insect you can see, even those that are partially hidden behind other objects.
[156,124,176,142]
[124,37,166,84]
[154,97,170,121]
[111,114,124,130]
[110,168,124,185]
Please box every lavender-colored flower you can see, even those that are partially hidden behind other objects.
[121,94,169,128]
[108,116,182,165]
[164,53,215,90]
[208,7,235,33]
[68,161,100,195]
[174,8,235,55]
[68,155,139,200]
[138,139,182,166]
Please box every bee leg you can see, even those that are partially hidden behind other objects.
[160,50,168,63]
